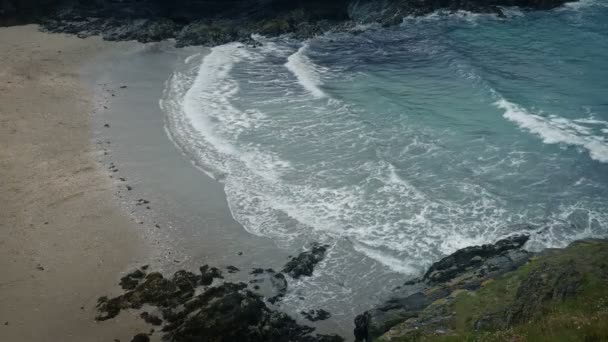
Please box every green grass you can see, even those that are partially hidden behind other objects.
[378,240,608,342]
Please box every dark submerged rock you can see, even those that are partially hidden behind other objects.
[301,309,331,322]
[282,243,329,279]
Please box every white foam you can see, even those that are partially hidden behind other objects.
[563,0,607,10]
[285,43,327,98]
[496,98,608,163]
[352,242,420,274]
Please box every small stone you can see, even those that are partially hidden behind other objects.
[104,123,110,128]
[126,185,132,191]
[238,251,243,255]
[36,265,44,271]
[120,85,128,89]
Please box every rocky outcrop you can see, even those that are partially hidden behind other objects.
[97,265,343,342]
[2,0,579,46]
[354,234,533,341]
[354,238,608,342]
[282,243,329,279]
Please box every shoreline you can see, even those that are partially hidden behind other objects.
[0,25,152,341]
[83,36,353,337]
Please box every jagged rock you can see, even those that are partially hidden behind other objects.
[282,243,329,279]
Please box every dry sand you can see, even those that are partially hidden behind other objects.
[0,25,153,341]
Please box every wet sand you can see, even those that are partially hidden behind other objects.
[0,25,152,341]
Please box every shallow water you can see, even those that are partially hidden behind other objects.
[163,1,608,336]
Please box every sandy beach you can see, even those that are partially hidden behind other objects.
[0,25,151,341]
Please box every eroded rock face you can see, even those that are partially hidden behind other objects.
[353,234,533,342]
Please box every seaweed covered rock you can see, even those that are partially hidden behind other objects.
[283,243,329,279]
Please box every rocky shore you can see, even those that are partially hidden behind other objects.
[353,237,608,341]
[96,234,608,342]
[2,0,578,47]
[96,244,341,342]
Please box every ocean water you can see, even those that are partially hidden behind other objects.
[161,1,608,323]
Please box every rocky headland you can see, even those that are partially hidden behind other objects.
[1,0,579,47]
[354,237,608,341]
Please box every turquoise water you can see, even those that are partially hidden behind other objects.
[162,0,608,321]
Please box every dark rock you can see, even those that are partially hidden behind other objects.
[104,123,110,128]
[130,334,149,342]
[199,265,223,286]
[120,268,146,290]
[301,309,331,322]
[268,272,288,304]
[250,268,264,275]
[140,312,163,326]
[2,0,576,47]
[97,266,344,342]
[282,243,329,279]
[353,234,532,341]
[423,234,529,285]
[226,265,240,273]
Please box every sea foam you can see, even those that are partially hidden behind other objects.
[496,98,608,163]
[285,43,327,99]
